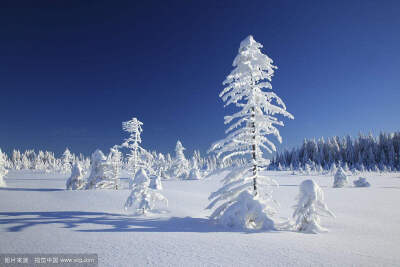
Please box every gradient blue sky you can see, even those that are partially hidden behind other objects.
[1,0,399,157]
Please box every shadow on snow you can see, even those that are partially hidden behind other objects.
[0,211,282,234]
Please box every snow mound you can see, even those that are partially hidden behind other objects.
[353,177,371,187]
[293,179,335,233]
[212,190,274,231]
[333,167,348,188]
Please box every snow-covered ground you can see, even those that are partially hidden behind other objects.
[1,170,400,266]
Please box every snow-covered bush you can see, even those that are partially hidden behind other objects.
[217,190,274,230]
[353,177,371,187]
[66,162,85,190]
[207,35,293,230]
[0,149,8,187]
[333,167,348,188]
[293,179,335,233]
[85,149,118,189]
[124,168,168,215]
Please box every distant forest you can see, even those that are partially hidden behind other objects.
[270,132,400,172]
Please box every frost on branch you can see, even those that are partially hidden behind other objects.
[207,35,293,230]
[66,162,85,190]
[124,168,168,215]
[333,167,348,188]
[293,179,335,233]
[0,149,8,187]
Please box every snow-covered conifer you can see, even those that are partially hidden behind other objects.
[124,168,167,215]
[66,162,85,190]
[171,140,189,179]
[61,148,74,173]
[207,35,293,230]
[293,179,335,233]
[85,149,118,189]
[121,117,153,188]
[333,167,348,188]
[189,160,202,180]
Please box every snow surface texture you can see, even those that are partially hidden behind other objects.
[293,179,335,233]
[353,177,371,187]
[124,169,167,215]
[1,170,400,266]
[333,167,348,188]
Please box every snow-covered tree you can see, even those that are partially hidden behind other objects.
[124,168,167,215]
[171,140,189,179]
[61,148,74,173]
[293,179,335,233]
[121,117,153,188]
[66,162,85,190]
[85,149,118,189]
[189,159,202,180]
[333,167,348,188]
[0,149,8,187]
[207,35,293,229]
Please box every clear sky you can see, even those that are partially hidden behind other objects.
[1,0,399,157]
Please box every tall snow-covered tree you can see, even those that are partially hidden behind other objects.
[121,117,153,188]
[207,35,293,229]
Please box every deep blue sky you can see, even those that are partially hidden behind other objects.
[1,0,399,157]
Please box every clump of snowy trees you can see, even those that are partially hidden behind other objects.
[207,35,293,230]
[4,148,91,174]
[270,132,400,172]
[292,179,335,233]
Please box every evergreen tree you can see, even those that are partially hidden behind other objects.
[208,35,293,229]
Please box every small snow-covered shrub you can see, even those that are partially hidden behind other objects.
[217,190,274,230]
[333,167,348,188]
[66,163,85,190]
[293,179,335,233]
[353,177,371,187]
[124,169,168,215]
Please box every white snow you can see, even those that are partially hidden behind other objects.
[1,170,400,266]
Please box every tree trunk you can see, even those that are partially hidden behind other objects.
[251,107,257,196]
